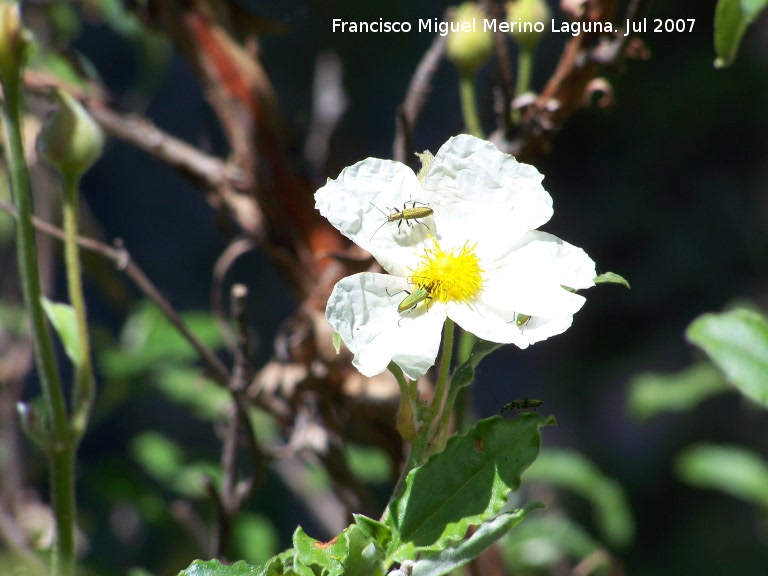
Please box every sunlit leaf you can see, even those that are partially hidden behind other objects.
[384,414,553,561]
[686,308,768,408]
[593,271,630,289]
[41,297,82,366]
[411,504,543,576]
[177,559,259,576]
[713,0,768,67]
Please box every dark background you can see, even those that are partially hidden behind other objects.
[32,0,768,574]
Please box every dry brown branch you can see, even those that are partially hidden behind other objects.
[502,0,654,161]
[393,30,448,165]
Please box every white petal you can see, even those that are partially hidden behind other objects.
[325,272,447,379]
[447,302,576,348]
[480,231,595,319]
[422,135,554,249]
[314,158,433,277]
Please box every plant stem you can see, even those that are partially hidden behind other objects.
[429,318,455,423]
[512,47,534,124]
[1,60,76,576]
[458,73,484,138]
[62,172,94,442]
[422,318,455,455]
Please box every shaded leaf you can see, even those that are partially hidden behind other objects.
[676,444,768,508]
[100,301,224,378]
[451,338,503,390]
[627,362,729,420]
[686,308,768,408]
[499,514,611,571]
[232,513,280,566]
[524,449,634,548]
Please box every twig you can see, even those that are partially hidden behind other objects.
[211,237,258,352]
[0,199,232,388]
[304,51,348,173]
[211,284,265,559]
[503,0,653,161]
[393,31,448,164]
[22,71,246,192]
[487,0,515,139]
[87,105,247,189]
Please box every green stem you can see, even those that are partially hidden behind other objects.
[1,63,76,576]
[62,172,94,442]
[512,47,535,124]
[458,73,484,138]
[428,318,455,423]
[457,328,476,366]
[421,318,455,456]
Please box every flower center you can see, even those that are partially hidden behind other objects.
[410,237,483,304]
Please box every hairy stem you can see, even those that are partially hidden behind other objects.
[1,61,76,576]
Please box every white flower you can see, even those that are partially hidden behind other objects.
[315,135,596,380]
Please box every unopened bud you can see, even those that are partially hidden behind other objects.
[38,89,105,181]
[506,0,551,50]
[446,3,493,75]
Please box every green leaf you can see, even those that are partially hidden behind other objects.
[686,308,768,408]
[343,521,387,576]
[100,301,224,378]
[499,514,609,571]
[0,302,28,338]
[232,513,280,566]
[524,449,634,548]
[450,339,503,390]
[293,525,360,576]
[346,443,391,484]
[332,331,342,354]
[593,271,630,289]
[627,362,729,420]
[676,444,768,508]
[154,367,231,420]
[713,0,768,67]
[177,559,260,576]
[40,297,82,366]
[131,432,185,483]
[411,504,543,576]
[384,414,553,562]
[353,514,393,550]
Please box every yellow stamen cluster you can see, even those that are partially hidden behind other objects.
[410,237,483,304]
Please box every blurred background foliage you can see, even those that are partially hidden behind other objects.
[2,0,768,574]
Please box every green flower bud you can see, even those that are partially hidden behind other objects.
[446,3,493,75]
[506,0,551,50]
[38,89,105,181]
[0,4,32,84]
